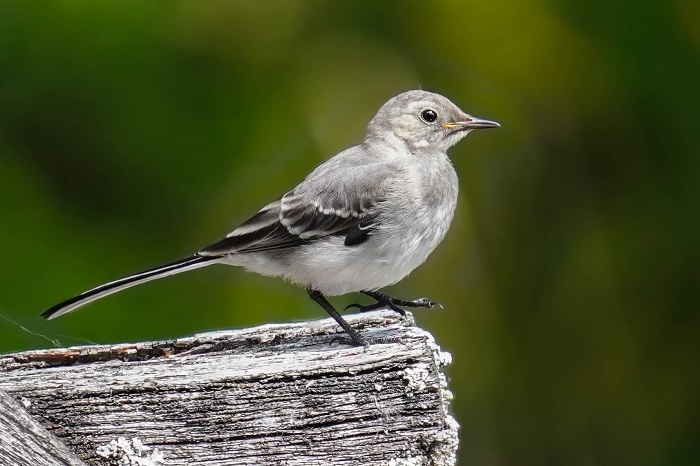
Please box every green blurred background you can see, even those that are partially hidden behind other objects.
[1,1,698,464]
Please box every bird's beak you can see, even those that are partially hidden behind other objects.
[443,115,500,131]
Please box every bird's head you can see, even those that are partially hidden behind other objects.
[366,90,499,153]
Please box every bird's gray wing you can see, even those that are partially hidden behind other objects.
[199,158,394,256]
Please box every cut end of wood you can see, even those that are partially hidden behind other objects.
[1,310,459,466]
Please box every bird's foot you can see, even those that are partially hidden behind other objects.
[307,288,403,350]
[345,290,442,317]
[330,333,403,349]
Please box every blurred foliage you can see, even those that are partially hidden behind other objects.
[1,1,698,465]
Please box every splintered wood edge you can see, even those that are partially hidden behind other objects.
[1,310,412,368]
[0,310,459,466]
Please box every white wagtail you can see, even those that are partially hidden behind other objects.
[42,90,499,346]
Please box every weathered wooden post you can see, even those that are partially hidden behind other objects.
[0,311,458,465]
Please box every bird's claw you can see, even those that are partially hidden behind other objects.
[346,295,442,317]
[330,333,402,349]
[413,298,443,309]
[330,333,368,349]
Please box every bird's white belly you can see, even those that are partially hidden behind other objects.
[294,233,436,295]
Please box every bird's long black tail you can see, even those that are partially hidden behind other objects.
[41,256,218,320]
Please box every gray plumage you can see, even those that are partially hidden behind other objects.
[42,90,499,346]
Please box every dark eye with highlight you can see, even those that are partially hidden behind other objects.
[420,109,438,123]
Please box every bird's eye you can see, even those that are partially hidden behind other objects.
[420,109,438,124]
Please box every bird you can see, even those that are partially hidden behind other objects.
[41,90,499,347]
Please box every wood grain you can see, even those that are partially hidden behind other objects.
[0,311,458,465]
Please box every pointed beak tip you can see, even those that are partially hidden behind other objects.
[466,117,500,130]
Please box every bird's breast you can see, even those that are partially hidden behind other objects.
[378,155,459,269]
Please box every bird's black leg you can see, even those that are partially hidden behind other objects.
[346,289,442,317]
[307,289,367,347]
